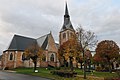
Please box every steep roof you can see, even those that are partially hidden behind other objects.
[8,35,36,51]
[60,3,74,32]
[37,34,49,50]
[65,2,69,16]
[37,33,58,50]
[6,33,56,51]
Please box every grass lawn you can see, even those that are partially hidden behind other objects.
[13,67,119,80]
[75,68,119,78]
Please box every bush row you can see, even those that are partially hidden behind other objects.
[95,66,120,72]
[51,70,77,78]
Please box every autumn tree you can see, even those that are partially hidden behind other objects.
[117,54,120,65]
[76,27,98,79]
[95,40,119,72]
[24,43,43,72]
[58,37,82,71]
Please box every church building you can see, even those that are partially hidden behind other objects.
[1,3,75,69]
[2,32,59,69]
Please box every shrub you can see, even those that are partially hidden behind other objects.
[47,65,54,70]
[4,67,9,70]
[51,70,77,78]
[116,71,120,78]
[55,67,60,70]
[95,66,102,71]
[102,67,110,72]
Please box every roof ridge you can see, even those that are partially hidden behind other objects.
[37,33,50,39]
[7,34,36,51]
[14,34,35,40]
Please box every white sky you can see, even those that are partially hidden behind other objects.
[0,0,120,55]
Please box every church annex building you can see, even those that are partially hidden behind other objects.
[1,3,76,69]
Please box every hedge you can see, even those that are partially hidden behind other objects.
[51,70,77,78]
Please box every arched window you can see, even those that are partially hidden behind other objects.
[50,54,54,62]
[22,53,25,61]
[67,32,69,38]
[63,33,66,39]
[42,54,46,61]
[10,53,13,60]
[70,33,73,37]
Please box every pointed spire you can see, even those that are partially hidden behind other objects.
[60,2,74,32]
[65,2,69,15]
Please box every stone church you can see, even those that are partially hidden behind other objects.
[1,3,75,69]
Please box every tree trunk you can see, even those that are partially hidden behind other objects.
[84,60,87,79]
[83,51,86,79]
[109,62,112,73]
[70,57,73,71]
[88,62,91,71]
[80,62,83,69]
[34,61,37,72]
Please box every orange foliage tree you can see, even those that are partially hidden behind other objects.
[58,37,82,71]
[24,43,43,72]
[94,40,119,72]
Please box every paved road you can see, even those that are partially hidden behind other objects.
[0,70,50,80]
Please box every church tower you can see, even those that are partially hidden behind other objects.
[59,3,75,45]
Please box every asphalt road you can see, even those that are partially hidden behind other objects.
[0,70,50,80]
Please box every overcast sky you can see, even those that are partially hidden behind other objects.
[0,0,120,55]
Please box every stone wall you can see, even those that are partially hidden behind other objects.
[2,51,24,69]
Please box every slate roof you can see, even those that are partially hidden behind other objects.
[60,3,74,32]
[8,35,36,51]
[6,33,55,51]
[37,34,49,50]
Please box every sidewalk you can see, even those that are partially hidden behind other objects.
[0,70,16,73]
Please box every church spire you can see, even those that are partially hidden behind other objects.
[65,2,69,16]
[64,2,70,18]
[59,2,75,45]
[60,2,74,32]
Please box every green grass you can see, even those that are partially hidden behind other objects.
[92,71,119,78]
[13,68,119,80]
[13,67,60,79]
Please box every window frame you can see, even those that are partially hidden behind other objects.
[9,53,13,61]
[50,54,54,62]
